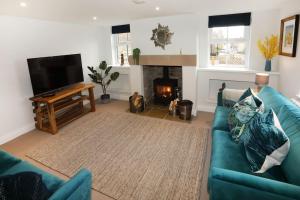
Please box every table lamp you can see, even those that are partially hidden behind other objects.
[255,73,269,92]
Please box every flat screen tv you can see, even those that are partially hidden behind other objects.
[27,54,84,96]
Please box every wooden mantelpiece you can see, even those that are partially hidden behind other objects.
[128,55,197,66]
[30,83,96,134]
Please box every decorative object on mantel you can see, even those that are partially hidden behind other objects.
[132,48,141,65]
[151,23,174,50]
[255,73,269,92]
[279,15,299,57]
[120,53,124,66]
[129,92,144,113]
[257,34,279,71]
[87,61,120,103]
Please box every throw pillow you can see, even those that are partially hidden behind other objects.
[0,172,51,200]
[222,88,246,108]
[242,109,290,173]
[228,88,264,142]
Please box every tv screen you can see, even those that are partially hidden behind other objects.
[27,54,84,96]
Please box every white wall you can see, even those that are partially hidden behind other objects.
[0,16,106,144]
[131,14,199,55]
[279,0,300,98]
[108,10,280,70]
[249,9,280,71]
[197,69,280,112]
[106,10,281,112]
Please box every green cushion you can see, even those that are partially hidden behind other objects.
[211,130,286,182]
[258,87,294,113]
[0,161,64,193]
[242,109,290,173]
[212,106,231,131]
[278,104,300,186]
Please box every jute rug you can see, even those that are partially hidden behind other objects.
[27,112,209,200]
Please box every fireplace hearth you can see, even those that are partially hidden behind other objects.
[153,67,178,105]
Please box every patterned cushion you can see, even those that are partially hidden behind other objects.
[228,88,264,142]
[242,109,290,173]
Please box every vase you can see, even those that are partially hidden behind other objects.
[100,94,110,104]
[265,59,272,71]
[133,57,139,65]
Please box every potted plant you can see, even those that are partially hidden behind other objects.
[132,48,141,65]
[257,34,279,71]
[87,61,120,103]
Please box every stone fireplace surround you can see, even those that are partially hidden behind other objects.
[143,66,182,105]
[128,55,198,116]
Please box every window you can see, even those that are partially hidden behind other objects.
[112,33,132,65]
[209,26,250,67]
[111,24,131,65]
[208,12,251,67]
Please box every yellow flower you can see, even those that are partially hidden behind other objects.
[257,34,279,60]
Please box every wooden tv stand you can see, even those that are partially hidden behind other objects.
[30,83,96,134]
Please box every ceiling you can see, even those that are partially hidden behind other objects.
[0,0,289,25]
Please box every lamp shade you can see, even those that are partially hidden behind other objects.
[255,73,269,86]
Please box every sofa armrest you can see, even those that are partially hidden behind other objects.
[210,167,300,200]
[49,169,92,200]
[0,150,22,172]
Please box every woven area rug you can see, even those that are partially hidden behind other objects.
[27,112,209,200]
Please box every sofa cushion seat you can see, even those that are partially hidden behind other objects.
[0,161,64,194]
[211,130,287,182]
[212,106,231,131]
[278,104,300,186]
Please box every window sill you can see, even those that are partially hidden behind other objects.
[110,65,131,68]
[198,67,280,75]
[207,65,248,71]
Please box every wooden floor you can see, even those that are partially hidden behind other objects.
[1,100,213,200]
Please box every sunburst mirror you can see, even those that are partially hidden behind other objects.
[150,23,174,50]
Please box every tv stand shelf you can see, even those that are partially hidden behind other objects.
[30,83,96,134]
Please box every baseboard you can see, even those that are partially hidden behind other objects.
[197,105,216,113]
[0,123,35,145]
[110,93,130,101]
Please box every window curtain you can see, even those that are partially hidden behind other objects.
[208,13,251,28]
[111,24,130,34]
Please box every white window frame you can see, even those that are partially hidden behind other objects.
[111,33,132,66]
[208,26,251,68]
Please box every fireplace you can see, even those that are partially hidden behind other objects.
[153,67,178,105]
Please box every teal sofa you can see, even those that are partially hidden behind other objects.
[208,86,300,200]
[0,150,92,200]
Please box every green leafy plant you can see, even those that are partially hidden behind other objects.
[132,48,141,65]
[87,61,120,95]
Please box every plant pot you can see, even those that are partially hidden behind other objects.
[100,94,110,104]
[265,60,272,72]
[133,58,139,65]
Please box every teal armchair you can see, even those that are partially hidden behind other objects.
[49,169,92,200]
[0,150,92,200]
